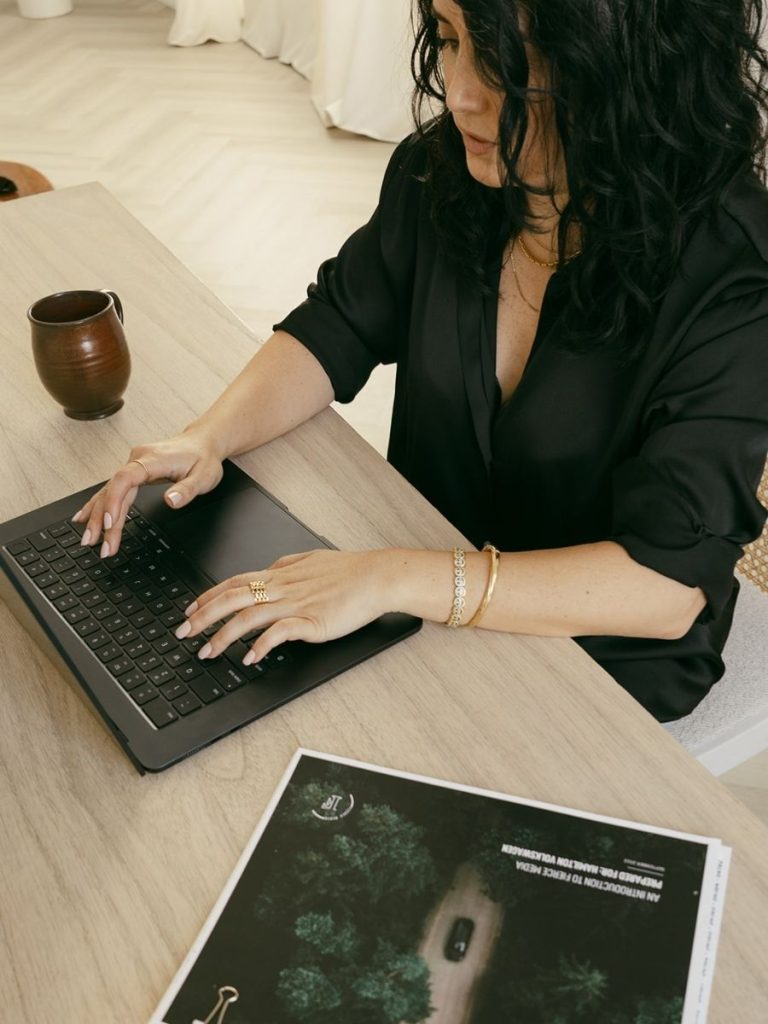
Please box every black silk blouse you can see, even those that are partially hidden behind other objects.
[276,134,768,721]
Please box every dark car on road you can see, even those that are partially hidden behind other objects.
[444,917,475,961]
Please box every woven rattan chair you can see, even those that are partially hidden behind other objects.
[665,459,768,774]
[737,461,768,595]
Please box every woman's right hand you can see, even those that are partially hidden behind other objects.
[73,428,225,557]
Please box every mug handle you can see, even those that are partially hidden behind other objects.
[101,289,123,323]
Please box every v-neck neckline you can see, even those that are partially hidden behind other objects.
[484,253,569,414]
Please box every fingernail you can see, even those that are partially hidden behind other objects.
[100,541,110,559]
[242,651,255,666]
[167,491,182,507]
[71,508,83,523]
[175,621,191,639]
[198,642,212,660]
[103,512,112,530]
[184,600,198,616]
[81,529,91,546]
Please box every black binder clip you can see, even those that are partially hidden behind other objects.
[193,985,239,1024]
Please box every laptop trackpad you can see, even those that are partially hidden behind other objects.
[137,465,331,586]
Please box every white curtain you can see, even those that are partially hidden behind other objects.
[241,0,319,80]
[159,0,413,143]
[158,0,244,47]
[310,0,413,143]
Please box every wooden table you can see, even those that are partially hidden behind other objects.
[0,184,766,1023]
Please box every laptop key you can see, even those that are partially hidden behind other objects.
[75,617,100,638]
[107,657,133,678]
[14,548,39,566]
[25,561,47,578]
[208,661,247,692]
[28,530,56,552]
[137,652,161,673]
[50,556,73,574]
[92,601,117,621]
[86,564,110,582]
[153,635,177,656]
[54,593,79,613]
[97,575,121,593]
[148,666,175,687]
[125,634,149,659]
[35,571,58,590]
[48,522,72,539]
[103,613,129,633]
[164,650,189,669]
[82,591,107,609]
[115,625,139,646]
[161,608,184,628]
[7,539,31,556]
[45,582,69,601]
[141,622,164,642]
[86,631,111,651]
[42,545,66,563]
[97,643,121,663]
[131,684,159,706]
[143,697,178,729]
[118,668,145,692]
[64,606,89,625]
[160,680,187,701]
[71,579,96,597]
[61,566,85,585]
[126,638,150,659]
[177,660,204,683]
[173,694,202,716]
[110,586,132,604]
[58,533,80,549]
[77,551,99,570]
[130,609,153,629]
[189,673,225,704]
[264,649,292,669]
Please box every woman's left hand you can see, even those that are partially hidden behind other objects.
[175,549,395,664]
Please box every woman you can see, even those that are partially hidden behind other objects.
[75,0,768,721]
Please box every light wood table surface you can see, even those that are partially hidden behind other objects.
[0,184,766,1023]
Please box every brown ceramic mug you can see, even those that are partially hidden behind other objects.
[28,289,131,419]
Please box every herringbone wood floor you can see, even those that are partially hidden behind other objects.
[1,0,766,823]
[0,0,397,449]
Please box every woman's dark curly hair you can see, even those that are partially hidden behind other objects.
[411,0,768,355]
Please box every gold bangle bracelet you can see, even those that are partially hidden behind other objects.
[445,547,467,628]
[463,543,500,629]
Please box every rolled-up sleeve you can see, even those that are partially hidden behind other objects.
[274,136,424,403]
[610,282,768,621]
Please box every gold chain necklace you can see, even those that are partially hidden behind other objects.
[518,232,560,268]
[507,241,541,313]
[518,232,583,268]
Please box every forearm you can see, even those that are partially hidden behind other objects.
[383,541,706,641]
[187,331,334,458]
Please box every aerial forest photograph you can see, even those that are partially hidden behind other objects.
[163,755,709,1024]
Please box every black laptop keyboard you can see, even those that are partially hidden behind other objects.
[4,508,290,729]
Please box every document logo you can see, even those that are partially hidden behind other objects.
[312,791,355,821]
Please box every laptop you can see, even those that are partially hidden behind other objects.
[0,460,421,773]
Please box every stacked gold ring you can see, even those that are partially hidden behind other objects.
[249,579,270,605]
[128,458,150,481]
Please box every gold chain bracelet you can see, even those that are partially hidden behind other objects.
[445,547,467,628]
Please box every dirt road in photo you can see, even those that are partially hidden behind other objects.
[416,862,503,1024]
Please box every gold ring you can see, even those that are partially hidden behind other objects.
[128,458,150,481]
[249,579,269,605]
